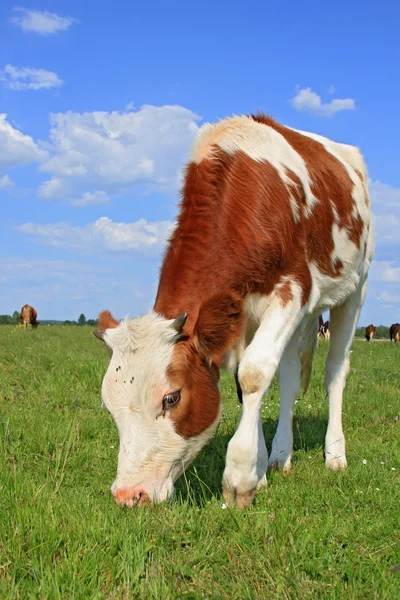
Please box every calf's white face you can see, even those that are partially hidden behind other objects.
[98,310,226,506]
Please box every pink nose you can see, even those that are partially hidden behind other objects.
[112,487,150,507]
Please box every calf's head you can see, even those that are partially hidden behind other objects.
[95,295,243,506]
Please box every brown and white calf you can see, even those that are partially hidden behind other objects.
[390,323,400,342]
[365,324,376,341]
[20,304,39,329]
[96,114,374,508]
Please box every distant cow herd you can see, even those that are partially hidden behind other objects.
[316,316,400,343]
[16,303,400,344]
[364,323,400,342]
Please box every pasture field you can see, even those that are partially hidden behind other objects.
[0,325,399,599]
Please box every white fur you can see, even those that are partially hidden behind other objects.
[223,282,306,499]
[269,327,302,472]
[191,116,318,218]
[101,312,220,503]
[324,278,368,469]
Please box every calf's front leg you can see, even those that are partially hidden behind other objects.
[222,286,304,508]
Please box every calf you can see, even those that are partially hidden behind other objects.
[390,323,400,342]
[20,304,39,329]
[365,324,376,341]
[96,114,374,508]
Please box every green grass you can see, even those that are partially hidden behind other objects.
[0,325,399,599]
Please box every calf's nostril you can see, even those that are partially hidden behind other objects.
[112,487,150,507]
[134,490,150,506]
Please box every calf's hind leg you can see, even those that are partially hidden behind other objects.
[324,281,367,470]
[268,327,301,473]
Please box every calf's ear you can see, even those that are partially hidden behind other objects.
[93,310,119,341]
[193,293,244,362]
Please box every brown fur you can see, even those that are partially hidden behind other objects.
[98,310,119,331]
[20,304,38,328]
[277,280,294,306]
[365,324,376,341]
[192,292,245,364]
[390,323,400,342]
[167,343,221,439]
[154,147,314,329]
[252,114,364,263]
[167,293,244,438]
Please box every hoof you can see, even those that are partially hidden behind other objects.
[268,457,292,474]
[257,474,268,489]
[325,456,348,471]
[222,486,257,509]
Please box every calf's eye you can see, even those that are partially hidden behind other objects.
[162,391,181,410]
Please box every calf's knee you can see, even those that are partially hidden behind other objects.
[238,360,278,396]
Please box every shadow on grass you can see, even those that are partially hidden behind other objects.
[174,414,328,507]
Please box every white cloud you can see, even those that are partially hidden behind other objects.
[1,65,63,90]
[0,256,156,320]
[0,257,103,318]
[18,216,174,253]
[367,180,400,247]
[39,180,110,206]
[39,177,66,199]
[0,113,47,173]
[369,180,400,211]
[291,87,355,117]
[372,214,400,246]
[378,290,400,303]
[72,191,110,207]
[38,104,201,204]
[10,7,78,35]
[0,174,15,189]
[369,261,400,283]
[0,257,92,283]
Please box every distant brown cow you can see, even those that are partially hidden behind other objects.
[365,324,376,342]
[20,304,39,329]
[390,323,400,342]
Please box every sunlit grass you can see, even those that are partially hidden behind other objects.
[0,326,399,598]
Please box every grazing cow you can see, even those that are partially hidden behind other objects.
[20,304,39,329]
[390,323,400,342]
[324,321,331,340]
[95,114,374,508]
[365,324,376,341]
[319,320,330,340]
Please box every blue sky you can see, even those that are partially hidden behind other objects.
[1,1,399,324]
